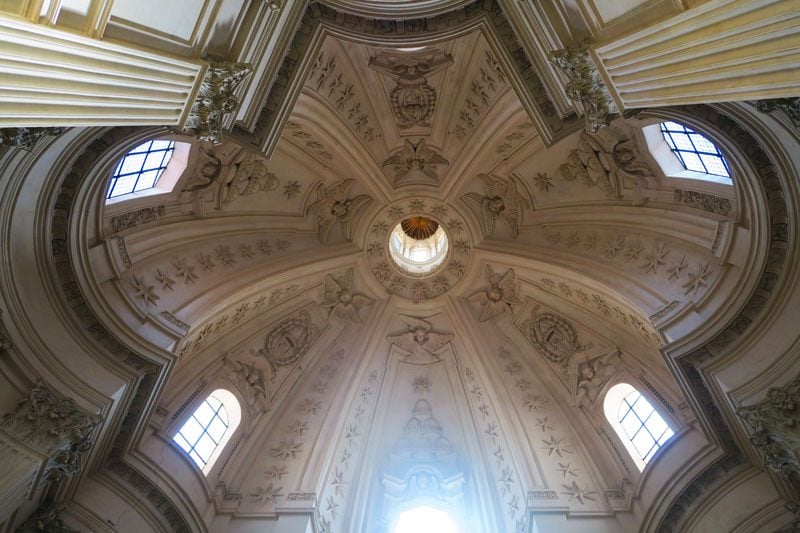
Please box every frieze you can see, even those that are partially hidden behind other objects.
[674,189,733,216]
[110,206,166,233]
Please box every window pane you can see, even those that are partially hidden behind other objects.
[206,417,228,442]
[660,121,730,178]
[620,410,641,437]
[179,418,204,445]
[194,434,217,462]
[631,397,654,420]
[606,384,675,468]
[106,140,174,199]
[193,402,215,426]
[632,430,656,457]
[173,433,192,452]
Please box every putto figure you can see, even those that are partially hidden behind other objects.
[387,315,454,362]
[306,179,372,243]
[463,174,530,238]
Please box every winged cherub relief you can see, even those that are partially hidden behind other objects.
[381,139,449,186]
[306,179,373,243]
[222,153,279,204]
[575,350,622,408]
[321,268,374,323]
[386,315,454,363]
[223,357,268,411]
[463,174,530,238]
[468,265,521,321]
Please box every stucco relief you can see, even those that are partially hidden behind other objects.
[382,139,449,186]
[256,310,323,373]
[368,49,453,133]
[463,174,530,238]
[183,59,252,144]
[468,265,521,321]
[306,179,373,244]
[320,268,374,323]
[519,306,589,366]
[387,315,453,363]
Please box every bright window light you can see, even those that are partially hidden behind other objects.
[659,121,730,178]
[106,139,175,199]
[394,506,458,533]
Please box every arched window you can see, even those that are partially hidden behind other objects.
[659,121,730,178]
[604,383,674,471]
[394,505,459,533]
[173,389,241,475]
[106,140,175,199]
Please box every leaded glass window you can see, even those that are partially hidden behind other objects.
[106,140,175,199]
[173,389,241,474]
[604,383,675,470]
[659,121,730,178]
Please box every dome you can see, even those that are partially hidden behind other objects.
[0,2,798,533]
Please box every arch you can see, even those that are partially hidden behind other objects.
[604,383,674,471]
[173,388,242,475]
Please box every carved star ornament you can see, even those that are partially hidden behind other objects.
[321,268,373,323]
[306,178,372,243]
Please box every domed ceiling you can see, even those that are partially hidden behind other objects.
[95,18,741,533]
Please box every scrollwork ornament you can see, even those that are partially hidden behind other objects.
[737,374,800,479]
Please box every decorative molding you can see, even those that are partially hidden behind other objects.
[387,315,453,363]
[519,306,587,367]
[756,98,800,128]
[737,373,800,479]
[284,121,334,162]
[548,39,617,133]
[109,206,166,233]
[674,190,733,217]
[159,311,190,333]
[0,127,68,150]
[307,179,372,244]
[452,50,508,141]
[468,265,520,322]
[463,174,530,238]
[382,139,449,186]
[0,381,102,493]
[183,59,252,144]
[255,310,323,374]
[368,49,453,133]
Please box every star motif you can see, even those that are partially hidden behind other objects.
[216,245,237,268]
[642,243,670,273]
[535,417,553,432]
[264,465,288,480]
[432,204,448,217]
[623,240,644,262]
[345,424,360,446]
[372,221,389,234]
[331,467,348,496]
[667,255,688,280]
[257,239,274,255]
[408,199,426,211]
[248,483,284,504]
[683,261,713,295]
[447,261,465,276]
[523,394,546,412]
[565,231,581,248]
[270,440,302,460]
[275,239,291,251]
[297,398,321,415]
[534,172,553,192]
[129,275,159,306]
[454,239,470,255]
[602,235,625,258]
[448,218,464,232]
[196,252,215,272]
[583,232,599,250]
[367,243,383,257]
[542,436,573,457]
[387,205,404,218]
[239,244,254,259]
[171,256,198,285]
[153,268,174,292]
[557,462,579,478]
[373,262,391,282]
[561,481,596,504]
[288,420,309,437]
[283,180,302,199]
[485,422,499,442]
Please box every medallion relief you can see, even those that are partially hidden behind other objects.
[519,306,589,366]
[255,310,323,373]
[368,49,453,134]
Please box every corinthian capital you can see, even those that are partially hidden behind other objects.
[548,39,618,133]
[184,59,253,144]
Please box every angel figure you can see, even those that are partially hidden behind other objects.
[468,265,521,322]
[575,350,621,408]
[463,174,530,238]
[321,268,374,323]
[382,139,449,185]
[306,179,372,243]
[183,146,223,193]
[386,315,453,362]
[224,357,268,411]
[222,155,279,204]
[558,133,619,198]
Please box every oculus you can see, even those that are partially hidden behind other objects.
[389,217,449,275]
